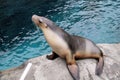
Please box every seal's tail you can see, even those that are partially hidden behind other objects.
[95,56,104,75]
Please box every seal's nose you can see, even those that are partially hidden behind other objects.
[32,14,38,21]
[32,14,41,26]
[32,14,43,23]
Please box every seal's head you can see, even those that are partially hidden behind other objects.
[32,15,56,30]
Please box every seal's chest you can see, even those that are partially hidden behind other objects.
[43,29,69,56]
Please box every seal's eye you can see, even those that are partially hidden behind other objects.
[39,19,43,23]
[39,20,42,23]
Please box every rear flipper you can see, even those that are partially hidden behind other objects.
[95,56,104,76]
[67,63,80,80]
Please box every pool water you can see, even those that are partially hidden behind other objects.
[0,0,120,70]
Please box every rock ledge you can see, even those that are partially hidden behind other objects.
[0,43,120,80]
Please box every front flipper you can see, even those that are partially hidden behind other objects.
[46,51,59,60]
[67,63,80,80]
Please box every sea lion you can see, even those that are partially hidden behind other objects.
[32,15,104,80]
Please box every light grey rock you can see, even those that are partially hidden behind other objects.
[0,43,120,80]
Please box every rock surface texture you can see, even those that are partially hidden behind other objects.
[0,43,120,80]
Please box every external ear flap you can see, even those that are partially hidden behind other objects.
[43,23,47,27]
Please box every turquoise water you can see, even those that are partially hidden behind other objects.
[0,0,120,70]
